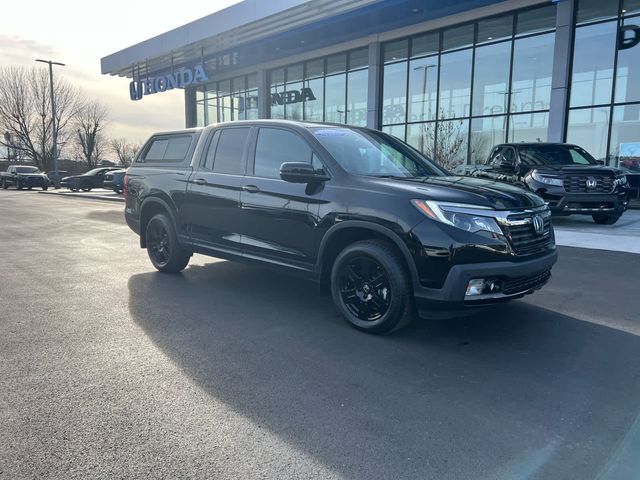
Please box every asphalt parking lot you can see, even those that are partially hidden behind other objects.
[1,190,640,480]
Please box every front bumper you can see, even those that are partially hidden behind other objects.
[537,191,628,215]
[413,250,558,315]
[18,177,47,187]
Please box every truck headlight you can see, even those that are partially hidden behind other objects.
[531,171,563,186]
[411,200,503,235]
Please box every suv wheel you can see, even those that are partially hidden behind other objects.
[145,213,191,273]
[331,239,414,334]
[81,183,92,192]
[16,181,23,190]
[592,213,621,225]
[2,180,7,189]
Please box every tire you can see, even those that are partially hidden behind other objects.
[81,183,92,192]
[2,180,7,189]
[145,213,191,273]
[16,181,23,190]
[331,239,414,334]
[28,186,32,190]
[592,213,621,225]
[42,185,48,191]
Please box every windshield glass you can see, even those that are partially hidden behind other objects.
[311,127,447,178]
[16,167,39,173]
[518,145,597,166]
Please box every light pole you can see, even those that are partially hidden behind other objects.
[413,64,437,152]
[35,59,65,185]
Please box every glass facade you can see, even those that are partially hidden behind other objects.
[380,4,557,171]
[189,0,639,173]
[268,48,369,126]
[196,73,258,126]
[567,0,640,170]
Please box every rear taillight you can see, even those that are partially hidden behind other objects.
[123,173,129,200]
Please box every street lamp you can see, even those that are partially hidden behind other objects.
[413,64,437,153]
[35,59,65,185]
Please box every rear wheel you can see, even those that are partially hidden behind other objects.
[145,213,191,273]
[42,185,48,191]
[16,181,23,190]
[2,180,7,189]
[331,239,414,334]
[81,182,91,192]
[592,213,621,225]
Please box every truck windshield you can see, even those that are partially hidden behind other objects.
[518,145,598,166]
[311,127,447,178]
[16,167,39,173]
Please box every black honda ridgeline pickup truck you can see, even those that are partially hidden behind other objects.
[124,121,557,334]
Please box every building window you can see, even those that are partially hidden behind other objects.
[196,73,258,127]
[268,48,368,126]
[567,0,640,167]
[380,3,556,170]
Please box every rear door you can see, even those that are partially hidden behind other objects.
[237,126,325,269]
[182,126,251,253]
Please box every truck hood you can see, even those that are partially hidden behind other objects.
[373,175,544,210]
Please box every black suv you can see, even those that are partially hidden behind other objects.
[61,167,120,191]
[472,143,630,224]
[124,121,557,334]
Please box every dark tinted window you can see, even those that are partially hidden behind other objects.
[143,135,193,163]
[488,147,504,166]
[212,128,249,175]
[202,131,221,170]
[16,166,39,173]
[254,128,313,178]
[518,145,596,166]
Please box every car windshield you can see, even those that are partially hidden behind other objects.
[311,127,447,178]
[518,145,597,166]
[16,167,39,173]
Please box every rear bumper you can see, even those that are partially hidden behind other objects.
[413,250,557,315]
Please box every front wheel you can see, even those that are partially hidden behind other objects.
[592,213,621,225]
[16,182,23,190]
[42,185,48,191]
[331,239,414,334]
[145,213,191,273]
[2,180,7,189]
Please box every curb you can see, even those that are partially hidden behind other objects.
[38,190,125,203]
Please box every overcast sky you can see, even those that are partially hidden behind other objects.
[1,0,243,144]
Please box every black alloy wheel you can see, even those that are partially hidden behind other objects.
[145,213,191,273]
[331,239,414,334]
[338,256,392,322]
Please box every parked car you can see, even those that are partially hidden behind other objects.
[46,170,68,187]
[124,121,557,334]
[61,167,120,192]
[471,143,630,224]
[1,165,49,190]
[103,169,126,193]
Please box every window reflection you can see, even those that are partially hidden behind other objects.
[511,33,554,112]
[566,107,610,161]
[472,42,511,116]
[470,116,507,164]
[408,57,438,122]
[382,62,407,125]
[438,49,472,119]
[615,19,640,104]
[610,105,640,170]
[508,112,548,143]
[570,22,616,107]
[347,69,368,126]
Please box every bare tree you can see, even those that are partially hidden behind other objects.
[74,100,109,168]
[110,138,141,167]
[0,66,79,171]
[411,112,467,172]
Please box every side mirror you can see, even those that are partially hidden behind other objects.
[498,156,515,171]
[280,162,330,184]
[596,160,605,165]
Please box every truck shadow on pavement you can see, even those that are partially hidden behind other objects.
[127,260,640,480]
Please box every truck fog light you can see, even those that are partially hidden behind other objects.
[466,278,502,297]
[466,279,485,296]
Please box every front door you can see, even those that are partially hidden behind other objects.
[238,126,326,270]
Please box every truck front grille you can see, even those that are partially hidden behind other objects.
[563,175,614,193]
[502,210,553,255]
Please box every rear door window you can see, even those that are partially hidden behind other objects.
[212,128,250,175]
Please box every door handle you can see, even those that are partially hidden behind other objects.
[242,185,260,193]
[193,178,206,185]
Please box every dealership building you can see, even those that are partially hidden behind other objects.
[101,0,640,170]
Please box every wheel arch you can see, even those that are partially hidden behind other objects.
[138,196,180,248]
[317,221,419,294]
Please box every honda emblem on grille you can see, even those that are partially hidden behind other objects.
[586,177,597,189]
[532,215,544,235]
